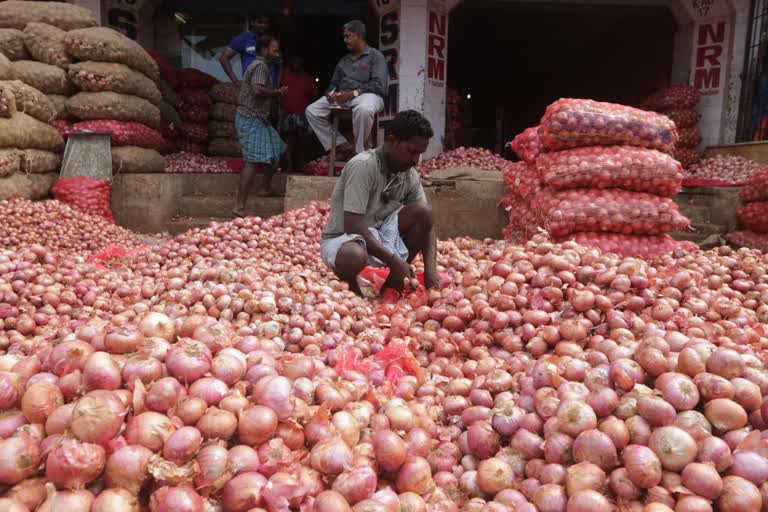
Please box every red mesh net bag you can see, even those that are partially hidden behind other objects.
[642,85,700,111]
[52,176,113,222]
[677,127,702,148]
[502,162,543,202]
[740,168,768,202]
[71,120,165,151]
[540,98,679,153]
[178,122,209,144]
[180,104,210,124]
[509,126,542,164]
[737,202,768,233]
[532,188,690,237]
[673,147,701,169]
[726,231,768,252]
[334,343,420,388]
[558,232,696,258]
[180,88,212,107]
[663,109,700,129]
[50,119,74,138]
[87,244,147,269]
[176,69,217,90]
[537,146,683,197]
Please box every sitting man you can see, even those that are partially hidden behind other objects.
[320,110,439,295]
[306,20,388,157]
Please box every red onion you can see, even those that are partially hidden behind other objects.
[139,312,175,341]
[37,485,94,512]
[45,438,105,489]
[476,457,514,495]
[253,375,294,420]
[163,426,203,464]
[332,465,377,504]
[124,412,176,452]
[105,444,153,494]
[572,429,617,471]
[147,377,186,413]
[311,436,353,475]
[717,476,762,512]
[149,485,204,512]
[83,352,121,391]
[166,339,212,383]
[0,433,41,484]
[730,450,768,485]
[21,381,62,424]
[70,390,125,443]
[197,407,236,440]
[395,456,435,494]
[92,488,139,512]
[648,426,697,471]
[221,472,267,512]
[194,441,231,495]
[238,405,277,445]
[681,461,723,499]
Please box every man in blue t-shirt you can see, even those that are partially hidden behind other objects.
[220,15,276,84]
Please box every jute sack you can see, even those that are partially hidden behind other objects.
[208,137,241,157]
[47,94,67,120]
[64,27,159,81]
[67,91,161,129]
[209,83,239,105]
[0,171,56,200]
[22,149,61,173]
[0,84,16,118]
[11,60,74,95]
[0,29,28,61]
[22,22,71,69]
[68,61,161,105]
[112,146,165,173]
[0,112,64,151]
[0,2,98,31]
[209,121,236,139]
[2,80,54,123]
[0,52,14,80]
[159,100,181,125]
[0,148,21,176]
[158,78,181,108]
[211,102,236,122]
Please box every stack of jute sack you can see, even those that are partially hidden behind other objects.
[62,26,166,173]
[208,82,240,157]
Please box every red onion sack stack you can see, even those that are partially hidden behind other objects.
[640,85,703,170]
[731,167,768,246]
[505,98,692,258]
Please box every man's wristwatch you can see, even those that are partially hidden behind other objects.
[353,89,360,98]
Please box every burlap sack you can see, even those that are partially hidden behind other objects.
[11,60,74,95]
[208,137,241,157]
[0,2,98,31]
[158,78,181,108]
[68,61,161,105]
[209,121,236,139]
[2,80,54,123]
[23,22,71,69]
[21,149,61,173]
[0,52,13,81]
[0,148,21,176]
[64,27,159,81]
[67,91,161,128]
[209,83,239,105]
[47,94,67,119]
[0,171,56,200]
[112,146,165,173]
[211,102,236,122]
[0,29,27,61]
[0,112,64,151]
[0,84,15,118]
[159,100,180,125]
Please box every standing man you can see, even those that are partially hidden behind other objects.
[306,20,388,157]
[219,15,278,86]
[280,56,317,172]
[320,110,439,295]
[233,35,286,217]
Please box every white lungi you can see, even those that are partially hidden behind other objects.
[305,93,384,155]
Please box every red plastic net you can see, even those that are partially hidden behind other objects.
[86,244,147,269]
[677,127,702,148]
[539,99,679,153]
[501,162,543,203]
[334,343,420,389]
[509,126,542,164]
[72,120,166,151]
[559,232,696,259]
[738,202,768,233]
[50,119,75,138]
[662,109,700,129]
[726,231,768,252]
[537,146,683,197]
[531,188,690,237]
[740,168,768,202]
[52,176,113,222]
[673,147,702,169]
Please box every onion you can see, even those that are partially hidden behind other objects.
[395,456,435,494]
[333,465,377,504]
[105,444,153,495]
[228,445,259,475]
[572,429,617,471]
[139,312,176,341]
[176,397,207,425]
[730,450,768,485]
[163,426,203,464]
[681,462,723,499]
[374,429,408,472]
[45,403,74,435]
[37,485,94,512]
[532,483,567,512]
[0,371,22,409]
[0,433,41,484]
[194,441,231,495]
[92,488,139,512]
[648,426,697,472]
[221,472,267,512]
[565,461,605,495]
[166,339,212,383]
[621,444,662,489]
[0,498,31,512]
[5,477,46,510]
[147,377,186,413]
[476,457,514,495]
[566,489,612,512]
[83,352,121,391]
[21,381,62,424]
[704,398,748,432]
[697,436,733,472]
[238,405,278,445]
[124,412,176,452]
[44,340,93,377]
[655,372,699,411]
[45,438,105,489]
[70,390,125,443]
[149,485,204,512]
[311,436,353,475]
[314,490,352,512]
[197,407,237,440]
[717,476,762,512]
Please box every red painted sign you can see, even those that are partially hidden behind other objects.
[694,21,725,94]
[427,11,447,83]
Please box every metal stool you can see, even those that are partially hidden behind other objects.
[328,106,378,177]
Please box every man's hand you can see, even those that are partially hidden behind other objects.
[423,269,441,290]
[278,86,288,96]
[384,256,414,292]
[334,91,354,104]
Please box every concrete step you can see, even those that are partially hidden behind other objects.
[178,172,293,196]
[176,195,284,219]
